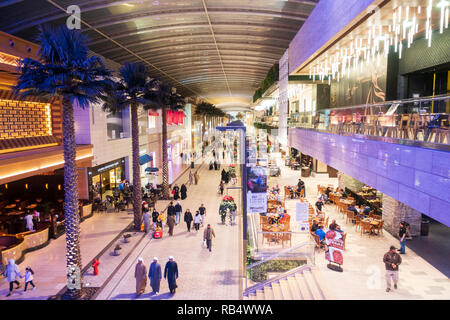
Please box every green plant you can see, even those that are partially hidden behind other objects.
[248,259,306,283]
[252,64,279,103]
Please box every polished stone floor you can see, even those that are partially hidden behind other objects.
[406,218,450,278]
[95,153,241,300]
[268,153,450,300]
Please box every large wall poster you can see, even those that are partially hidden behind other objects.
[246,166,268,214]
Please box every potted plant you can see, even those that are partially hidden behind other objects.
[113,244,122,256]
[123,233,131,243]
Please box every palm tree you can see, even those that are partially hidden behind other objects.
[194,101,215,143]
[101,62,158,231]
[13,25,112,299]
[145,81,185,199]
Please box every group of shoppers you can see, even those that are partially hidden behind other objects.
[135,256,178,296]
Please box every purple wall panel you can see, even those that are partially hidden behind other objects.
[289,0,375,73]
[289,128,450,226]
[431,150,450,178]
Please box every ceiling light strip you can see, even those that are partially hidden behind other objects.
[201,0,232,97]
[45,0,209,101]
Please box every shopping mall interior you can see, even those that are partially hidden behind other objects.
[0,0,448,302]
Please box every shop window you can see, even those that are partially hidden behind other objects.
[148,115,157,129]
[107,110,125,140]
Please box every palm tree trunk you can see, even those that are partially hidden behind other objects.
[130,103,142,231]
[62,97,82,299]
[161,105,170,199]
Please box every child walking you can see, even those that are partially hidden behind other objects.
[21,267,36,291]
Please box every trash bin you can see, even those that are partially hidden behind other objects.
[191,161,194,168]
[420,220,430,236]
[301,167,310,177]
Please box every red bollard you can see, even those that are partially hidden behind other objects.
[92,258,100,276]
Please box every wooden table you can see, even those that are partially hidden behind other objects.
[362,218,380,234]
[4,204,16,209]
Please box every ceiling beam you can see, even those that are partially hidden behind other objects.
[93,32,292,56]
[107,42,285,61]
[89,21,300,46]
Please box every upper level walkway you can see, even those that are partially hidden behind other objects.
[288,102,450,227]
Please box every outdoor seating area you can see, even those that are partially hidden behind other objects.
[258,186,292,247]
[318,184,385,238]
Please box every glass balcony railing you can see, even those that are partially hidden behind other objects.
[289,94,450,145]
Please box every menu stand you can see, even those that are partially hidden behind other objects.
[327,261,343,272]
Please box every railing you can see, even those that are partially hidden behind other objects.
[289,94,450,145]
[245,240,315,292]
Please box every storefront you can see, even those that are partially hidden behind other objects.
[88,158,125,200]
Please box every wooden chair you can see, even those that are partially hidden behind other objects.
[324,216,329,228]
[345,210,354,224]
[360,221,372,237]
[281,232,292,248]
[354,216,362,231]
[375,220,384,235]
[313,234,325,251]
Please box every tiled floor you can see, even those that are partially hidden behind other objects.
[95,153,241,300]
[0,209,134,300]
[0,158,197,300]
[268,152,450,300]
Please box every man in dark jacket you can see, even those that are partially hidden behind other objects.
[152,209,159,230]
[164,256,178,294]
[167,202,176,221]
[203,224,216,252]
[184,209,193,232]
[315,199,324,212]
[383,246,402,292]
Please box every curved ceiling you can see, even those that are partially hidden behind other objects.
[0,0,318,106]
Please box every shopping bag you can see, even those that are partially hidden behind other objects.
[202,240,207,248]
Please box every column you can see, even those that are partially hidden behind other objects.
[383,195,422,237]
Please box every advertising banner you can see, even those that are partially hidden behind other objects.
[324,230,344,265]
[246,166,267,214]
[296,202,309,232]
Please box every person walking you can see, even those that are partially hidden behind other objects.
[134,257,147,296]
[180,184,187,200]
[219,181,224,195]
[152,209,159,230]
[4,259,20,297]
[172,184,180,201]
[175,201,182,225]
[148,257,162,295]
[189,170,194,186]
[230,202,237,225]
[184,209,193,232]
[164,256,178,294]
[383,246,402,292]
[193,211,202,231]
[198,204,206,227]
[20,267,36,292]
[167,214,176,236]
[398,222,407,254]
[194,172,199,185]
[143,209,151,234]
[167,202,176,221]
[203,224,216,252]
